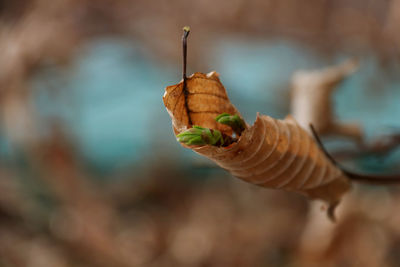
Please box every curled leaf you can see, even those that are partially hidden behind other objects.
[164,71,351,212]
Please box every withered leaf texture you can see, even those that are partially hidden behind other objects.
[163,72,241,136]
[163,71,351,208]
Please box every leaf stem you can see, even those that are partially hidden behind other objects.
[182,26,192,126]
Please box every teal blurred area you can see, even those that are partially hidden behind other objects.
[27,37,400,174]
[31,38,181,172]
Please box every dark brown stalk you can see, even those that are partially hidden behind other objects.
[309,124,400,184]
[182,26,192,126]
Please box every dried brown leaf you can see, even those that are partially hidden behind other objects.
[163,71,241,136]
[164,71,351,208]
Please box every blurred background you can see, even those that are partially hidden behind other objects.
[1,0,400,266]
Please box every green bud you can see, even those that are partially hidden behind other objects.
[215,113,245,135]
[177,125,224,146]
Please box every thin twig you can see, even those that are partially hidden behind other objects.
[309,124,400,184]
[182,26,192,126]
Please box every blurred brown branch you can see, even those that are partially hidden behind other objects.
[0,0,400,266]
